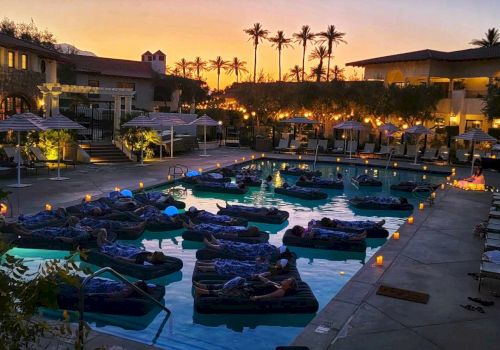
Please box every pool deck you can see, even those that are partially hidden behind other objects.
[292,184,500,350]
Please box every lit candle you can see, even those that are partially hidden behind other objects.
[422,165,427,171]
[167,175,172,180]
[336,157,340,162]
[0,203,8,215]
[114,187,120,192]
[451,168,456,173]
[422,175,427,180]
[198,168,203,173]
[261,153,265,157]
[393,171,397,176]
[364,159,369,165]
[139,181,144,189]
[376,255,384,266]
[441,183,445,190]
[85,194,91,203]
[393,162,398,167]
[216,163,221,168]
[446,176,451,181]
[419,202,425,210]
[242,157,245,161]
[393,231,400,240]
[251,155,255,160]
[45,203,52,211]
[431,192,436,199]
[339,271,345,276]
[298,155,302,160]
[408,216,414,224]
[234,160,237,163]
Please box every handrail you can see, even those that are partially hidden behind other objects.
[412,185,435,206]
[313,142,320,171]
[78,267,172,345]
[385,148,395,170]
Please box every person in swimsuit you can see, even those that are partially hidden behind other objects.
[313,217,385,230]
[203,235,291,261]
[290,225,366,241]
[197,258,289,277]
[18,207,67,228]
[184,221,260,237]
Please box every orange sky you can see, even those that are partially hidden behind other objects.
[2,0,499,89]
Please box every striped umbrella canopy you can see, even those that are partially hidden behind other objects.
[122,115,161,129]
[148,113,186,159]
[456,128,498,175]
[0,114,46,188]
[378,122,399,134]
[279,116,319,124]
[189,115,219,156]
[333,121,365,159]
[404,125,432,165]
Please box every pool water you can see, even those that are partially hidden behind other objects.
[10,161,445,350]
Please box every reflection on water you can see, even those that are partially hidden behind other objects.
[6,161,444,350]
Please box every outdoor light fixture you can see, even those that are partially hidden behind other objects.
[45,203,52,211]
[261,153,265,157]
[139,181,144,189]
[0,203,7,215]
[419,203,425,210]
[422,166,427,171]
[393,162,398,167]
[85,194,91,203]
[408,216,414,224]
[393,231,400,240]
[376,255,384,266]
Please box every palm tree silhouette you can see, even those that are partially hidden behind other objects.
[289,65,303,82]
[268,30,293,81]
[330,65,345,81]
[209,56,229,91]
[226,57,248,83]
[309,45,328,82]
[293,25,316,82]
[244,23,269,83]
[470,28,500,47]
[309,66,326,82]
[191,57,208,80]
[317,25,346,81]
[175,58,192,78]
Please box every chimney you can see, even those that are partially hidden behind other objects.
[151,50,166,74]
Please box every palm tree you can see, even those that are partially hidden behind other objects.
[191,57,208,80]
[470,28,500,47]
[244,23,269,82]
[289,65,303,82]
[317,25,346,81]
[309,45,328,82]
[226,57,248,83]
[175,58,191,78]
[293,25,315,82]
[330,65,345,81]
[209,56,229,90]
[268,30,293,81]
[309,66,326,82]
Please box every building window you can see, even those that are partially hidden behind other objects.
[148,56,152,61]
[158,55,165,61]
[0,95,31,120]
[465,120,482,130]
[88,80,100,99]
[8,51,14,68]
[21,54,28,70]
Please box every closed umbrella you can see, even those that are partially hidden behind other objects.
[0,113,46,187]
[41,114,85,181]
[150,113,187,159]
[455,128,497,175]
[189,114,219,157]
[405,125,433,165]
[122,115,161,166]
[334,120,365,159]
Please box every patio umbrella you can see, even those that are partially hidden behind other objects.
[405,125,433,165]
[279,116,319,138]
[151,113,186,159]
[189,114,219,157]
[122,115,161,166]
[0,113,46,187]
[41,114,85,181]
[334,120,366,159]
[378,123,399,146]
[455,128,498,175]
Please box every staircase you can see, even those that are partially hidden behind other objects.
[80,143,132,164]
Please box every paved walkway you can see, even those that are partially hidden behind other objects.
[292,186,500,350]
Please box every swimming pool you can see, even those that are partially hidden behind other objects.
[10,160,445,350]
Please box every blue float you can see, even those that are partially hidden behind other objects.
[120,189,133,198]
[186,170,200,177]
[163,206,179,216]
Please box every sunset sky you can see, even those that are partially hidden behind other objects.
[2,0,499,88]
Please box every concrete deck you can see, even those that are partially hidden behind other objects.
[292,185,500,350]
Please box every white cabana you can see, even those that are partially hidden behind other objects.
[122,115,161,166]
[455,128,498,175]
[0,113,46,187]
[334,120,366,159]
[189,114,219,157]
[152,114,187,158]
[405,125,433,165]
[41,114,85,181]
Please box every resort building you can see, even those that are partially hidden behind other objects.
[347,46,500,132]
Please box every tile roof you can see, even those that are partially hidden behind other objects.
[0,32,61,59]
[347,46,500,66]
[67,54,155,79]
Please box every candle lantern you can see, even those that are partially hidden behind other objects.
[419,202,425,210]
[216,163,221,168]
[376,255,384,266]
[114,186,120,192]
[45,203,52,211]
[431,192,436,199]
[393,162,398,167]
[139,181,144,189]
[85,194,91,202]
[261,153,265,158]
[441,183,445,190]
[336,157,340,162]
[393,231,400,240]
[408,216,414,224]
[0,203,8,215]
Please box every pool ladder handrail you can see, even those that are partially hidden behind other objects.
[168,163,189,178]
[78,267,172,345]
[313,142,320,170]
[412,185,435,206]
[385,148,395,170]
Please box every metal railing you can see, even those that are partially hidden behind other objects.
[385,149,395,170]
[168,163,188,178]
[412,185,436,206]
[78,267,172,345]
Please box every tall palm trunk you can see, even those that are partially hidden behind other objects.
[295,71,300,82]
[326,53,331,81]
[301,44,306,81]
[253,45,257,82]
[277,48,282,81]
[217,67,220,90]
[236,68,239,83]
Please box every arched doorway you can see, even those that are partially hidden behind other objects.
[0,95,32,119]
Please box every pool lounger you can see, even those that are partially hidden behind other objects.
[97,220,146,240]
[134,192,186,210]
[390,182,439,192]
[55,279,165,316]
[194,280,318,314]
[145,219,184,232]
[192,261,300,282]
[19,216,67,230]
[216,205,289,224]
[283,229,367,252]
[295,179,344,189]
[185,211,248,227]
[236,176,262,187]
[351,177,382,187]
[180,175,232,185]
[81,250,183,280]
[309,224,389,239]
[182,229,269,244]
[195,247,297,262]
[274,187,328,200]
[279,168,322,177]
[349,198,414,211]
[193,183,248,195]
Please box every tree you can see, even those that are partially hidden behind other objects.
[268,30,293,81]
[309,45,328,82]
[289,65,303,82]
[330,65,345,81]
[226,57,248,83]
[308,66,326,82]
[316,25,346,81]
[482,78,500,120]
[209,56,229,90]
[0,17,56,49]
[191,57,208,80]
[293,25,315,82]
[175,58,192,78]
[244,23,269,83]
[470,28,500,47]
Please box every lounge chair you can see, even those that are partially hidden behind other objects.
[359,143,375,155]
[30,146,76,168]
[346,141,357,154]
[375,145,392,157]
[274,139,289,153]
[404,145,417,159]
[305,139,318,154]
[421,148,438,162]
[332,140,345,153]
[438,146,449,161]
[392,144,405,158]
[317,139,328,153]
[3,146,49,175]
[287,139,302,153]
[479,261,500,291]
[456,149,468,163]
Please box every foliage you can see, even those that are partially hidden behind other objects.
[226,57,248,83]
[244,23,269,82]
[119,124,161,159]
[470,27,500,47]
[209,56,229,91]
[0,17,57,49]
[153,74,209,105]
[316,25,347,81]
[482,79,500,120]
[29,130,76,161]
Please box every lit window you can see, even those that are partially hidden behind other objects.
[8,51,14,68]
[21,54,28,70]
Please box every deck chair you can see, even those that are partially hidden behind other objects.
[359,143,375,155]
[479,261,500,291]
[30,146,76,168]
[287,139,301,153]
[4,146,49,175]
[305,139,318,154]
[375,145,391,157]
[404,145,417,159]
[317,139,328,153]
[438,146,449,161]
[456,149,468,163]
[421,148,438,162]
[274,139,289,153]
[332,140,345,153]
[392,144,405,157]
[346,140,358,154]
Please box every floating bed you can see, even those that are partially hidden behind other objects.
[192,261,300,282]
[283,229,366,252]
[193,182,248,195]
[195,247,296,262]
[216,204,289,224]
[280,167,322,177]
[235,175,262,187]
[308,219,389,238]
[274,186,328,200]
[295,179,344,189]
[182,229,269,243]
[390,181,439,192]
[351,175,382,187]
[185,210,248,226]
[134,192,186,210]
[80,217,146,240]
[349,197,414,211]
[180,174,231,185]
